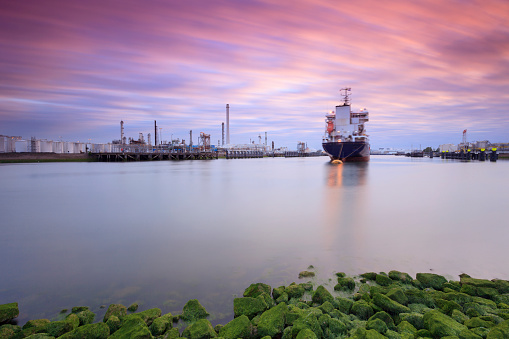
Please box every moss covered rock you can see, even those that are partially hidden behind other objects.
[375,274,393,287]
[181,299,209,322]
[333,297,353,314]
[233,297,266,319]
[372,293,410,315]
[126,308,161,326]
[366,318,387,334]
[0,303,19,323]
[218,314,252,338]
[243,283,271,298]
[386,287,409,305]
[464,316,495,329]
[0,324,21,338]
[369,311,395,330]
[388,270,413,284]
[360,272,378,281]
[23,319,51,330]
[149,313,172,336]
[273,286,285,300]
[57,322,110,339]
[397,320,417,335]
[103,304,127,322]
[299,271,315,279]
[109,316,152,339]
[106,315,121,334]
[423,309,467,337]
[44,320,74,337]
[74,310,95,326]
[312,286,333,305]
[416,273,448,290]
[405,289,436,307]
[335,277,356,291]
[257,302,287,338]
[351,300,374,320]
[161,327,180,339]
[291,313,323,339]
[182,319,217,339]
[487,319,509,338]
[296,328,318,339]
[128,303,139,312]
[65,313,80,330]
[399,312,424,330]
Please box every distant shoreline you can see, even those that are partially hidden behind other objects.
[0,152,92,163]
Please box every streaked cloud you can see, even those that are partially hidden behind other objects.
[1,0,508,149]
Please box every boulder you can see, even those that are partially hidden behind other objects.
[299,271,315,278]
[103,304,127,322]
[388,270,413,284]
[0,303,19,323]
[405,289,436,307]
[335,277,356,291]
[312,286,333,305]
[74,310,95,325]
[181,299,209,322]
[44,320,74,337]
[22,319,51,330]
[464,316,495,329]
[126,308,161,326]
[109,316,152,339]
[328,317,347,336]
[65,313,80,330]
[218,314,252,338]
[360,272,378,281]
[487,319,509,338]
[366,318,387,334]
[333,297,353,314]
[291,313,323,339]
[244,283,271,298]
[368,311,395,330]
[372,293,410,315]
[386,287,409,305]
[106,315,121,334]
[375,274,393,287]
[149,313,172,336]
[350,300,374,320]
[286,284,305,299]
[399,312,424,329]
[182,318,217,339]
[257,302,287,338]
[416,273,447,290]
[397,321,417,335]
[296,328,318,339]
[423,309,467,337]
[128,303,139,312]
[57,322,110,339]
[233,297,266,319]
[0,324,21,338]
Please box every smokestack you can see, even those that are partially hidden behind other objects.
[226,104,230,145]
[221,122,225,146]
[265,132,267,146]
[154,120,158,146]
[189,130,193,147]
[120,121,124,144]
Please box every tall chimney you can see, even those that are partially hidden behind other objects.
[154,120,158,146]
[120,121,124,144]
[189,130,193,147]
[265,132,267,146]
[226,104,230,145]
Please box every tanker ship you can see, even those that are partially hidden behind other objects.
[322,88,370,162]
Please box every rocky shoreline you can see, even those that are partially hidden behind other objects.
[2,270,509,338]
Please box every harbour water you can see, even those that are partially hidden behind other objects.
[1,155,508,325]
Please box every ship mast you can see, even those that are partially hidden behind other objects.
[340,87,351,105]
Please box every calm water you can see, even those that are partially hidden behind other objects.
[1,156,508,325]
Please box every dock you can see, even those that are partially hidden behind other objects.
[91,150,218,162]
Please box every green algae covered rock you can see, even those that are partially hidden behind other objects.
[399,312,424,330]
[372,293,410,315]
[333,297,353,314]
[405,289,436,307]
[257,302,287,338]
[128,303,139,312]
[23,319,51,330]
[299,271,315,279]
[423,309,467,337]
[149,313,173,336]
[376,274,393,287]
[487,319,509,338]
[244,283,271,298]
[389,270,413,284]
[328,317,347,335]
[366,318,387,334]
[291,314,323,339]
[182,318,217,339]
[369,311,395,330]
[65,313,80,330]
[286,284,305,299]
[335,277,356,291]
[296,328,318,339]
[103,304,127,322]
[416,273,448,290]
[464,316,495,329]
[44,320,74,337]
[0,324,21,338]
[109,316,152,339]
[397,320,417,335]
[74,309,95,326]
[360,272,378,281]
[106,315,121,334]
[161,327,180,339]
[181,299,209,322]
[459,328,483,339]
[312,286,333,305]
[218,314,252,338]
[233,297,266,319]
[126,308,162,326]
[0,303,19,323]
[57,322,110,339]
[273,286,286,299]
[318,301,334,315]
[386,287,409,305]
[351,300,374,320]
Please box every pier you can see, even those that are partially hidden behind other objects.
[91,150,218,162]
[440,148,499,162]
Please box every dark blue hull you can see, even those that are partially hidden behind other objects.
[322,141,370,162]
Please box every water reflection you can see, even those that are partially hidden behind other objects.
[325,162,368,187]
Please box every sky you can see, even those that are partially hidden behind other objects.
[1,0,508,150]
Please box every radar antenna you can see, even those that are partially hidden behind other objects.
[340,87,351,105]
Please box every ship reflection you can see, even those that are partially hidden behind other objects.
[326,162,368,187]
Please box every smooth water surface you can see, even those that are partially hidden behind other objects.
[1,156,508,324]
